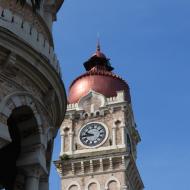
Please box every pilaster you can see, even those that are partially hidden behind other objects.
[112,125,117,147]
[24,166,42,190]
[60,132,65,155]
[69,131,74,153]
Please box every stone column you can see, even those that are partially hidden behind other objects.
[13,172,25,190]
[25,166,41,190]
[69,131,74,153]
[60,132,65,155]
[109,157,113,170]
[90,160,93,173]
[39,177,49,190]
[0,121,11,148]
[112,125,117,146]
[120,124,126,145]
[81,161,84,174]
[100,158,103,171]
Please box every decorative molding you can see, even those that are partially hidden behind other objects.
[0,8,61,74]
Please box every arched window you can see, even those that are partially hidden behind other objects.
[69,185,78,190]
[88,182,98,190]
[108,180,118,190]
[105,177,120,190]
[86,180,100,190]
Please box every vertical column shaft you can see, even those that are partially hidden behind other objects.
[120,124,126,145]
[81,161,84,174]
[69,131,74,153]
[60,132,65,155]
[100,158,103,171]
[39,178,49,190]
[112,126,117,146]
[25,175,39,190]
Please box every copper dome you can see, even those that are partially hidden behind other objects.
[68,45,131,104]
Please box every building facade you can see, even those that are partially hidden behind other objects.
[0,0,66,189]
[55,45,144,190]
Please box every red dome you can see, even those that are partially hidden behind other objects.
[68,67,131,103]
[68,44,131,104]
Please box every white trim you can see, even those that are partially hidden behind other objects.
[85,179,100,190]
[63,144,126,155]
[78,121,109,149]
[66,181,81,190]
[105,176,121,189]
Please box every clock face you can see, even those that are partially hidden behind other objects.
[79,123,106,147]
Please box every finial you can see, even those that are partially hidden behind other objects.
[96,33,101,51]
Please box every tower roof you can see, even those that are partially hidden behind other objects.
[83,42,114,71]
[68,44,131,104]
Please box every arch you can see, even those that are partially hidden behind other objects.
[0,91,51,133]
[95,110,100,117]
[105,176,121,190]
[85,179,100,190]
[0,105,40,189]
[83,112,90,119]
[88,182,98,190]
[0,92,54,189]
[67,182,81,190]
[69,185,78,190]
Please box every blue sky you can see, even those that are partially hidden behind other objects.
[50,0,190,189]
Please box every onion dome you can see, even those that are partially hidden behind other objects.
[68,43,131,104]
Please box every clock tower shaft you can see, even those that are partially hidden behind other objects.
[54,45,144,190]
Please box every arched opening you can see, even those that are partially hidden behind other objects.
[108,180,118,190]
[69,185,78,190]
[0,106,38,190]
[88,182,98,190]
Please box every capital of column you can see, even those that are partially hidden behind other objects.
[120,125,125,128]
[122,185,129,190]
[24,165,43,190]
[60,131,65,136]
[68,131,74,136]
[112,125,117,129]
[24,165,42,178]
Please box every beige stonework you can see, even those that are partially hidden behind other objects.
[0,0,66,189]
[55,90,143,190]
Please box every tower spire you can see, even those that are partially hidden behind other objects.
[96,33,101,52]
[97,38,101,52]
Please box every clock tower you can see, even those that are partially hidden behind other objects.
[55,44,144,190]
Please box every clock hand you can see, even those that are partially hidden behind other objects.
[86,132,94,136]
[82,132,94,137]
